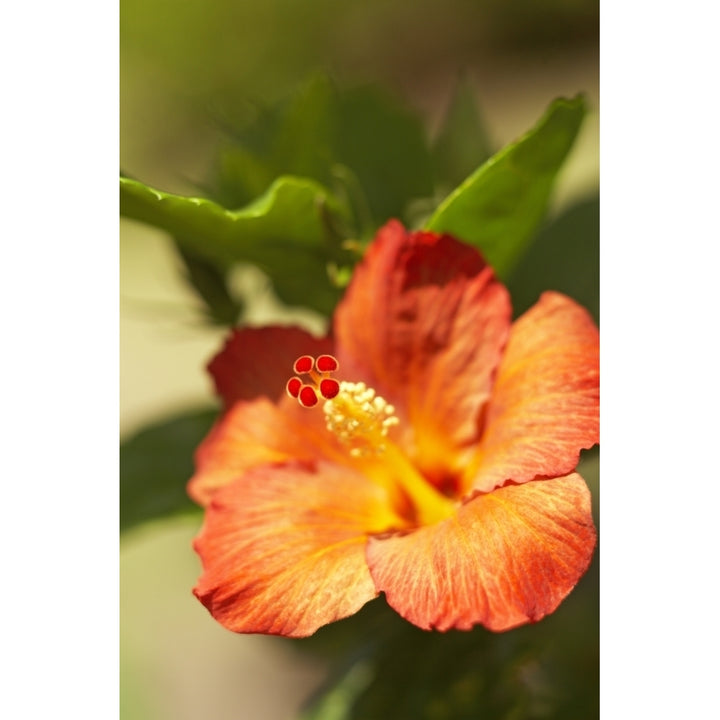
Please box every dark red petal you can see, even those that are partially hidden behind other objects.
[209,327,333,408]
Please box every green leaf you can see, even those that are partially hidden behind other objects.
[174,243,245,326]
[432,76,493,192]
[426,95,587,278]
[332,85,434,227]
[507,194,599,323]
[298,662,374,720]
[271,74,339,186]
[120,408,217,533]
[120,174,354,315]
[212,142,278,209]
[209,76,336,211]
[298,557,598,720]
[211,76,435,234]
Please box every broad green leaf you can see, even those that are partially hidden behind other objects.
[212,76,337,209]
[211,76,435,234]
[432,76,493,192]
[507,194,599,323]
[120,408,217,533]
[298,663,374,720]
[212,143,278,209]
[299,554,597,720]
[174,243,245,326]
[426,95,587,278]
[271,73,338,186]
[333,85,434,227]
[120,174,354,315]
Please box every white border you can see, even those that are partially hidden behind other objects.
[1,1,119,716]
[601,1,718,715]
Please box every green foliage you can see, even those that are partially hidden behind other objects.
[120,174,354,315]
[120,409,217,532]
[431,76,494,193]
[298,564,598,720]
[121,83,587,324]
[507,194,599,323]
[212,75,434,234]
[174,243,245,326]
[426,95,587,279]
[330,84,434,228]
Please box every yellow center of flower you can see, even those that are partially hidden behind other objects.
[323,381,399,458]
[286,355,455,526]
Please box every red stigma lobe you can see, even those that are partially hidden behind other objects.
[316,355,339,372]
[286,377,302,398]
[287,354,340,407]
[298,385,319,407]
[293,355,314,374]
[320,378,340,399]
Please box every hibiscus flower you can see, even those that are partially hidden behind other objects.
[189,220,599,637]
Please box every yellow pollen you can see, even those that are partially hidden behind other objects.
[323,381,399,457]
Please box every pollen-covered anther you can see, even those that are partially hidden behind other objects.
[323,381,399,457]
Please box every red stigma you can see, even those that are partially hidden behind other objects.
[293,355,314,374]
[298,385,319,407]
[288,354,340,408]
[320,378,340,399]
[286,377,302,398]
[316,355,339,372]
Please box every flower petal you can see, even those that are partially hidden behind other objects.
[209,325,334,408]
[193,460,407,638]
[334,220,511,485]
[188,397,337,506]
[466,291,599,494]
[366,473,596,632]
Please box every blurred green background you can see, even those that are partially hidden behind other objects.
[120,0,598,717]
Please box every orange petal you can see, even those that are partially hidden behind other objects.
[188,397,338,506]
[334,220,511,487]
[193,460,406,638]
[366,473,596,632]
[466,291,599,494]
[209,326,334,408]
